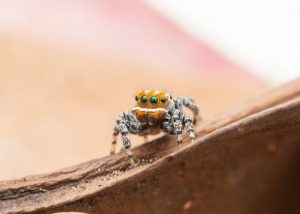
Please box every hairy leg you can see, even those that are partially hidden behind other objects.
[110,111,142,164]
[174,97,200,123]
[162,109,184,148]
[183,115,196,143]
[162,106,197,148]
[118,122,134,164]
[110,126,119,155]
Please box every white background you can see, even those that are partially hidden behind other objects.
[145,0,300,85]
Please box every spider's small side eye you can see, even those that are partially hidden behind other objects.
[141,95,148,103]
[135,96,139,101]
[160,97,166,103]
[150,96,158,104]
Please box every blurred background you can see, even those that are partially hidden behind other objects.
[0,0,298,180]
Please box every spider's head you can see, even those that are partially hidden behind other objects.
[134,90,172,125]
[134,90,171,109]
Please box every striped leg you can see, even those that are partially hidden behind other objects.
[175,97,200,124]
[183,115,196,143]
[173,109,184,148]
[177,132,183,149]
[110,126,119,155]
[110,110,143,164]
[119,122,135,165]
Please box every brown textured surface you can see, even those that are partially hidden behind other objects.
[0,78,300,213]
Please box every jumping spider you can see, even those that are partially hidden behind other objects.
[110,90,200,164]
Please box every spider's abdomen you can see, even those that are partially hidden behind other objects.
[134,107,167,126]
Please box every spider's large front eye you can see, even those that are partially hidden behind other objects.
[150,96,158,104]
[141,95,148,103]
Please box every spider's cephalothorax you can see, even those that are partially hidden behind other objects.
[134,90,170,126]
[110,90,200,164]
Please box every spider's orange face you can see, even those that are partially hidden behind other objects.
[134,90,171,125]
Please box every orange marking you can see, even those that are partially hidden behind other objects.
[134,89,170,125]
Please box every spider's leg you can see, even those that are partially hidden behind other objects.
[174,120,183,148]
[110,125,119,155]
[174,97,201,124]
[115,110,143,164]
[172,109,184,148]
[161,109,184,148]
[119,122,135,165]
[183,115,196,143]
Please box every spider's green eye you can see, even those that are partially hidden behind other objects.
[160,97,166,103]
[150,96,158,104]
[135,96,139,101]
[141,95,148,103]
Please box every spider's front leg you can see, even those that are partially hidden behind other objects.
[162,109,184,148]
[111,121,133,159]
[174,120,184,149]
[183,115,196,143]
[174,111,184,148]
[174,97,201,124]
[118,122,134,164]
[162,108,196,148]
[110,126,119,155]
[111,111,142,165]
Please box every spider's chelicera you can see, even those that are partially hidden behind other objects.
[110,90,200,163]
